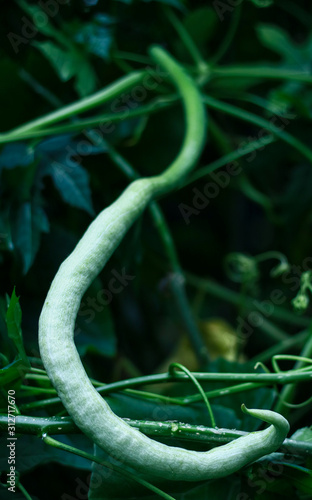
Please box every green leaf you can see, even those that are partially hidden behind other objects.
[74,14,114,60]
[143,0,185,7]
[33,40,98,97]
[12,201,49,274]
[38,135,97,214]
[0,143,34,172]
[0,358,30,387]
[33,41,78,82]
[47,160,94,216]
[16,0,60,38]
[291,426,312,442]
[256,24,310,70]
[5,288,29,367]
[74,57,98,97]
[0,210,13,252]
[183,7,217,51]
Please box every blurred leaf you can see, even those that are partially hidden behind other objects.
[34,41,78,82]
[12,200,49,274]
[0,143,34,172]
[0,209,13,252]
[257,24,312,71]
[183,7,217,51]
[143,0,185,7]
[0,358,29,388]
[17,0,61,38]
[291,426,312,442]
[74,13,114,60]
[33,40,98,96]
[47,160,94,215]
[5,287,29,367]
[38,135,96,215]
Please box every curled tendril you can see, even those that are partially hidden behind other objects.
[169,362,216,428]
[271,354,312,374]
[269,261,290,278]
[254,361,270,373]
[224,251,289,287]
[224,253,258,284]
[271,355,312,409]
[292,271,312,312]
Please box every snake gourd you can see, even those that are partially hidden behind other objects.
[39,45,289,481]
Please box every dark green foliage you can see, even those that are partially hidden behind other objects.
[1,1,312,499]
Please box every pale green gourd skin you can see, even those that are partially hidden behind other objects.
[39,46,289,482]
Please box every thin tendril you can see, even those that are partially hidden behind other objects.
[169,362,216,427]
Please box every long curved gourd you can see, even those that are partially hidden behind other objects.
[39,46,289,481]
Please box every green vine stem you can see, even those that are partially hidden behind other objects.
[251,329,309,363]
[38,46,289,481]
[1,414,309,458]
[41,433,175,500]
[17,482,33,500]
[163,7,208,75]
[211,65,312,83]
[18,365,312,414]
[210,3,242,64]
[185,272,310,328]
[1,71,145,141]
[203,94,312,164]
[0,95,178,143]
[274,326,312,416]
